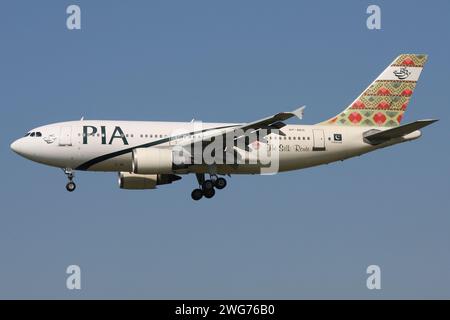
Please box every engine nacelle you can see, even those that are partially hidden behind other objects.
[118,172,182,190]
[132,148,173,174]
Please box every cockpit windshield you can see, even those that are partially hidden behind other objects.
[26,131,42,137]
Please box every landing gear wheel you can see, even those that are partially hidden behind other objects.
[214,177,227,190]
[202,180,214,191]
[191,188,203,201]
[63,168,77,192]
[203,187,215,199]
[66,181,76,192]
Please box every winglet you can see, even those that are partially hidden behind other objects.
[291,106,306,120]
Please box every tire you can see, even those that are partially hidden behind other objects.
[202,180,214,191]
[214,177,227,190]
[66,182,76,192]
[203,188,215,199]
[191,188,203,201]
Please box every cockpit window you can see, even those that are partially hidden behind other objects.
[26,131,43,137]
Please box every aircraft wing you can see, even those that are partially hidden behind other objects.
[363,119,438,145]
[175,106,305,161]
[179,106,305,147]
[237,106,305,131]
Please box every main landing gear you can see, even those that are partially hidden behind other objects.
[191,173,227,201]
[63,168,76,192]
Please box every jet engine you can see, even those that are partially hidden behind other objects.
[132,148,174,174]
[118,172,181,190]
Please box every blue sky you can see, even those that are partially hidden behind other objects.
[0,0,449,298]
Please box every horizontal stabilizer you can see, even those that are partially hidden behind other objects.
[363,119,438,144]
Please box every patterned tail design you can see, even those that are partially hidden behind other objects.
[320,54,428,127]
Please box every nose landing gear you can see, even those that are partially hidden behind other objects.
[66,181,76,192]
[63,168,76,192]
[191,173,227,200]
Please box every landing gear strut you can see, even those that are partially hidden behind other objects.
[191,173,227,200]
[63,168,76,192]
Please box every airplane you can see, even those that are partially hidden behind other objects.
[10,54,437,200]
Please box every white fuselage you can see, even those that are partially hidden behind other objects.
[10,120,420,175]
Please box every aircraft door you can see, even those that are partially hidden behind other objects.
[59,126,72,146]
[312,129,325,151]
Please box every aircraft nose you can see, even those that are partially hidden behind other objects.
[10,138,26,156]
